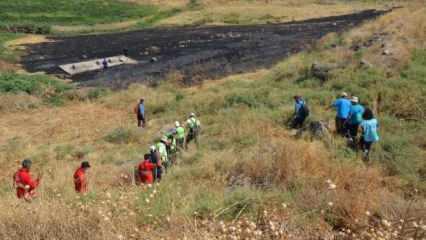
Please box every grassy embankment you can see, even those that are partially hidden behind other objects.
[0,1,425,240]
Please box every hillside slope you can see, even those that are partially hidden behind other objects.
[0,2,425,240]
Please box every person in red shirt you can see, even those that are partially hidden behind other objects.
[13,159,41,200]
[138,154,155,184]
[74,161,91,193]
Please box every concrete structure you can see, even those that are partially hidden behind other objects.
[59,55,137,75]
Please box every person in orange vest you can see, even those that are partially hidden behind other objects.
[138,154,155,184]
[73,161,91,193]
[13,159,41,200]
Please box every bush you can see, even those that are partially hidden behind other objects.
[87,88,110,100]
[0,23,51,34]
[104,127,141,144]
[0,72,70,96]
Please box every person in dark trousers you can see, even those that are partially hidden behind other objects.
[134,98,146,128]
[290,95,309,129]
[102,58,108,69]
[360,108,380,161]
[185,113,201,149]
[346,96,364,145]
[332,92,351,135]
[149,145,162,181]
[137,154,155,185]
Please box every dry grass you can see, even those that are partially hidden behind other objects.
[159,0,386,26]
[6,35,50,46]
[51,20,140,34]
[345,4,426,71]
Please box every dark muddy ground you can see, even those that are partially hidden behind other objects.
[22,10,387,88]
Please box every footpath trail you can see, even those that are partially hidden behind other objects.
[22,9,387,89]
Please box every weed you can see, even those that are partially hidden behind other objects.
[104,127,141,144]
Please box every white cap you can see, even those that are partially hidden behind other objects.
[341,92,348,97]
[190,112,196,117]
[161,136,168,142]
[351,96,359,103]
[175,121,180,127]
[150,145,156,151]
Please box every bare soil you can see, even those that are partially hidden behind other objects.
[21,9,387,88]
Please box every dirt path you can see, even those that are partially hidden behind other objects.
[22,9,387,88]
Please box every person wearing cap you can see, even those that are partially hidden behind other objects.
[185,113,201,148]
[347,96,365,144]
[157,137,169,170]
[134,98,146,128]
[149,145,162,181]
[13,159,41,200]
[165,130,178,165]
[332,92,351,135]
[360,108,380,161]
[138,154,155,184]
[291,95,309,129]
[175,121,185,150]
[73,161,91,193]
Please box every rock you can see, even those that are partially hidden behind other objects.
[148,46,161,53]
[311,62,335,82]
[383,49,392,55]
[294,121,330,140]
[351,44,361,51]
[308,121,330,139]
[360,59,372,68]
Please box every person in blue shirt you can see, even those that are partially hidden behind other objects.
[134,98,146,128]
[347,96,365,144]
[360,108,380,161]
[290,95,309,129]
[332,92,351,135]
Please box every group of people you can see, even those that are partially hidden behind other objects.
[13,92,379,201]
[135,111,201,185]
[13,158,93,201]
[291,92,380,160]
[12,99,202,201]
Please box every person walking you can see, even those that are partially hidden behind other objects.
[134,98,146,128]
[157,137,169,170]
[332,92,351,135]
[13,159,41,200]
[290,95,309,129]
[165,130,178,165]
[347,96,364,145]
[185,113,201,148]
[360,108,380,161]
[175,121,185,150]
[149,145,162,181]
[73,161,91,193]
[138,154,155,184]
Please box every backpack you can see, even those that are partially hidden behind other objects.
[301,104,310,117]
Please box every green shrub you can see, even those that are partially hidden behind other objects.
[0,0,161,31]
[0,72,70,96]
[222,187,262,220]
[190,190,221,218]
[104,127,140,144]
[187,0,201,9]
[87,88,110,100]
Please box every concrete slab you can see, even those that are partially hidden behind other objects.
[59,55,137,75]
